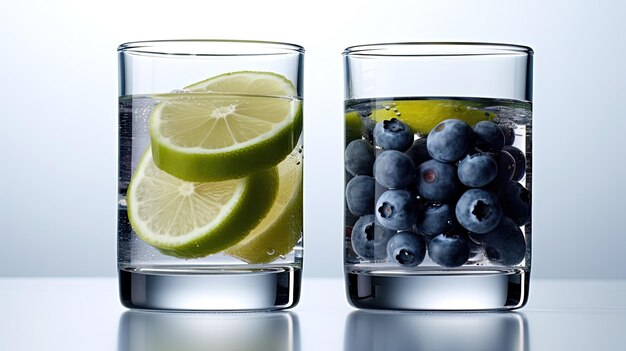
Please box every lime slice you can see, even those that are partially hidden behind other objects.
[344,111,364,144]
[150,71,302,181]
[184,70,297,96]
[127,149,279,259]
[226,147,303,263]
[369,100,496,135]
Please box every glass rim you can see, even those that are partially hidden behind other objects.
[343,42,533,57]
[118,39,305,57]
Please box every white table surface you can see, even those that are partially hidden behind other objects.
[1,278,625,350]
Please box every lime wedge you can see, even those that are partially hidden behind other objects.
[344,111,364,144]
[369,100,496,135]
[184,70,297,96]
[126,149,279,259]
[225,147,303,263]
[150,71,302,181]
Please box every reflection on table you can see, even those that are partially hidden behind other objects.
[344,310,527,351]
[118,311,300,351]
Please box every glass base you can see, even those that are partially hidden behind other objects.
[119,266,301,311]
[345,267,529,311]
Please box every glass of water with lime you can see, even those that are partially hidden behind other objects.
[118,40,304,311]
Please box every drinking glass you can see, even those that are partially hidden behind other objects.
[343,42,533,310]
[118,40,304,311]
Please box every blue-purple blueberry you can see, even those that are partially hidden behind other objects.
[373,150,416,189]
[345,175,375,216]
[416,202,454,235]
[503,146,526,181]
[426,119,474,162]
[500,125,516,146]
[405,138,431,166]
[496,180,531,226]
[428,233,470,267]
[455,189,503,234]
[457,153,498,187]
[373,118,414,151]
[375,189,419,230]
[416,159,461,201]
[493,150,516,182]
[345,139,374,176]
[386,231,426,267]
[474,120,505,152]
[351,214,396,261]
[479,216,526,266]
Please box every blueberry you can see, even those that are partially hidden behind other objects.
[345,139,374,176]
[415,159,461,201]
[373,118,414,151]
[346,175,375,216]
[386,231,426,267]
[479,216,526,266]
[351,214,396,261]
[375,189,419,230]
[496,180,531,226]
[428,233,470,267]
[474,120,505,152]
[457,153,498,187]
[500,125,516,146]
[426,119,474,162]
[503,146,526,181]
[493,150,516,182]
[416,202,454,235]
[455,189,502,233]
[373,150,416,189]
[405,138,432,166]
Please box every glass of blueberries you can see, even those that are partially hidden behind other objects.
[343,43,534,311]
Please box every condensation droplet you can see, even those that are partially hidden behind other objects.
[279,255,286,259]
[267,249,275,255]
[384,105,391,110]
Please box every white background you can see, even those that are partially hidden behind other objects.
[0,0,624,278]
